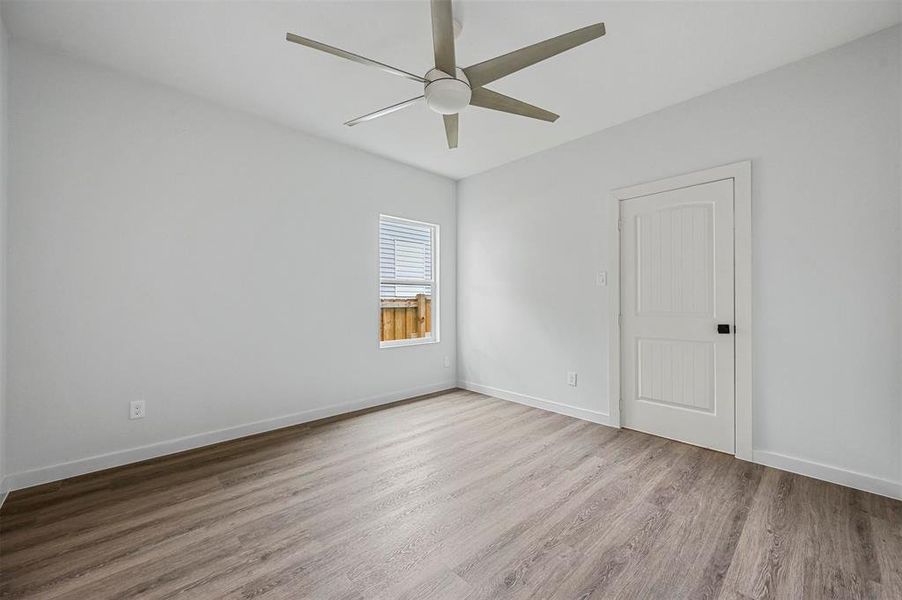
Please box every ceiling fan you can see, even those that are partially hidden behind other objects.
[286,0,605,149]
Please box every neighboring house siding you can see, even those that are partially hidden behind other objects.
[379,218,433,298]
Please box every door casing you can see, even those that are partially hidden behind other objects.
[608,161,752,460]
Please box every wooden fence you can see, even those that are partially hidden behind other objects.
[381,294,432,342]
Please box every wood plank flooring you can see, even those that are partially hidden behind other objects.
[1,389,899,599]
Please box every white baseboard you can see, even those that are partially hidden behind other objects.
[7,382,897,503]
[459,381,900,501]
[753,450,901,501]
[4,381,457,493]
[459,381,617,428]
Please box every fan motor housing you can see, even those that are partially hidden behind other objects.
[424,68,471,115]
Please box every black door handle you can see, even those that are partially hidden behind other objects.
[717,324,732,334]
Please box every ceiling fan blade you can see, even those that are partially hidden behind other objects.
[344,96,424,127]
[463,22,605,88]
[469,87,559,122]
[286,33,426,83]
[443,114,459,149]
[430,0,457,75]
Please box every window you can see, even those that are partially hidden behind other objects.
[379,215,438,347]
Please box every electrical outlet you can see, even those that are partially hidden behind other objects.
[443,356,451,368]
[596,271,607,287]
[567,371,578,387]
[129,400,146,420]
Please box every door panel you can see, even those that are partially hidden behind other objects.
[621,179,735,453]
[636,203,713,316]
[637,338,715,412]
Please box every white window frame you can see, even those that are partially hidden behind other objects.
[379,214,440,348]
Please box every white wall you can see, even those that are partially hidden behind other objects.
[6,43,456,488]
[898,24,902,487]
[0,10,9,500]
[458,26,902,497]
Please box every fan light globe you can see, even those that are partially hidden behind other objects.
[424,69,471,115]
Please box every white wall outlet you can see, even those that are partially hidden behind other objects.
[596,271,607,287]
[567,371,578,387]
[129,400,146,420]
[443,355,451,368]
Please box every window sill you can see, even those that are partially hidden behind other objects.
[380,337,438,349]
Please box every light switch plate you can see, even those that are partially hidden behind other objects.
[596,271,607,286]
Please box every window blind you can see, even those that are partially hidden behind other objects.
[379,217,434,298]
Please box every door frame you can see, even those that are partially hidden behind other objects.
[608,161,752,460]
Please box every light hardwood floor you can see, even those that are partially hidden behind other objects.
[1,389,900,599]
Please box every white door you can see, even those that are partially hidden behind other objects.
[620,178,735,453]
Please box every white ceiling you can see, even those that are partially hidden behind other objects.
[3,1,900,179]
